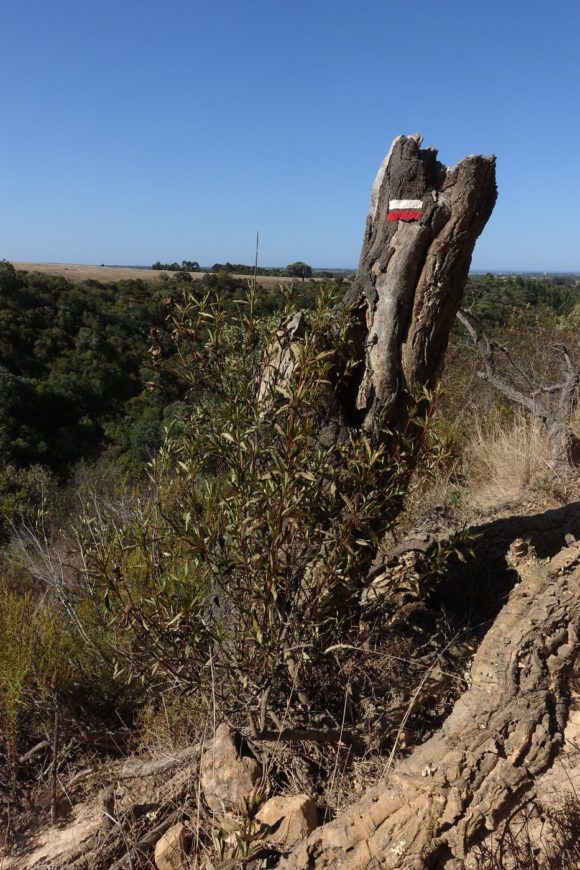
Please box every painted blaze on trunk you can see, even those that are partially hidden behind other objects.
[387,199,424,221]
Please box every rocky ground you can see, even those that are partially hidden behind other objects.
[3,479,579,869]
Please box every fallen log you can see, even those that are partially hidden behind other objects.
[118,743,199,779]
[253,728,354,746]
[280,542,580,868]
[18,739,50,763]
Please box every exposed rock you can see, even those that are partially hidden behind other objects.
[549,539,580,575]
[257,794,318,849]
[200,723,262,813]
[154,822,187,870]
[99,784,116,830]
[508,536,529,558]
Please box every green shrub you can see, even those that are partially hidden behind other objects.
[0,464,57,543]
[0,592,35,774]
[74,284,434,729]
[0,590,81,781]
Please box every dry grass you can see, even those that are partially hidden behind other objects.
[12,261,299,289]
[467,413,551,509]
[469,795,580,869]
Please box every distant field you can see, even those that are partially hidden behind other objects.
[12,262,300,289]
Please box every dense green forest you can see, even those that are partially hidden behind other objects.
[0,262,573,554]
[463,272,579,326]
[0,260,577,480]
[0,262,327,477]
[0,261,177,473]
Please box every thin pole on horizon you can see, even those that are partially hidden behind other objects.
[253,231,259,287]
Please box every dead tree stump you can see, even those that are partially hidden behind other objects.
[339,134,497,436]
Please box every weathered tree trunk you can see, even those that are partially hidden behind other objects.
[339,134,497,435]
[272,136,498,667]
[280,543,580,869]
[273,138,580,868]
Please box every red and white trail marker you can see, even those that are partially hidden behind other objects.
[387,199,423,222]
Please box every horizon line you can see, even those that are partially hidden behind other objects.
[7,259,580,276]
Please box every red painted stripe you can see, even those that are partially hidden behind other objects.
[387,210,422,222]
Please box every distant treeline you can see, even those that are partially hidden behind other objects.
[152,259,200,271]
[152,260,324,279]
[207,262,317,279]
[152,260,287,276]
[209,262,285,276]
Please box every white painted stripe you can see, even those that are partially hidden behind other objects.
[389,199,423,210]
[369,136,403,219]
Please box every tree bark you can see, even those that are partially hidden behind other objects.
[280,543,580,869]
[340,134,497,435]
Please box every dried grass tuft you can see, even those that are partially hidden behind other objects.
[468,413,551,509]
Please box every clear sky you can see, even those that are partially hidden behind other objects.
[1,0,579,271]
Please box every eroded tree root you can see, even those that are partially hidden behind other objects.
[280,541,580,869]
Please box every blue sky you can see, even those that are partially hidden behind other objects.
[1,0,579,270]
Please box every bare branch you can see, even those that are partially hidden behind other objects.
[456,309,480,346]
